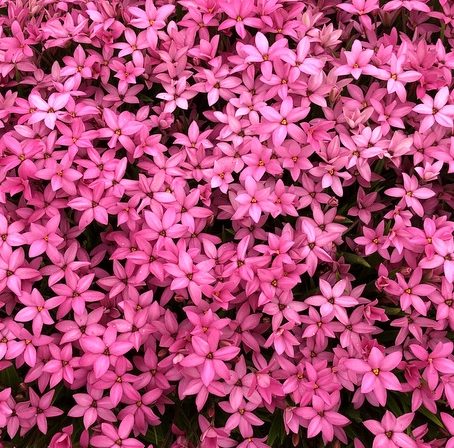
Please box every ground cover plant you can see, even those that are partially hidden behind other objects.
[0,0,454,446]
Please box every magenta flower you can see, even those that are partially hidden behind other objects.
[91,415,144,448]
[385,174,435,217]
[364,411,416,448]
[99,109,143,152]
[232,178,276,223]
[128,1,175,48]
[240,32,289,79]
[68,389,116,429]
[345,347,402,406]
[28,92,69,129]
[29,389,63,434]
[49,424,73,448]
[24,215,64,260]
[305,279,358,324]
[179,334,240,386]
[256,97,307,147]
[413,86,454,132]
[68,184,116,228]
[295,395,350,443]
[80,326,133,378]
[410,341,454,389]
[335,40,378,79]
[441,413,454,448]
[0,248,40,296]
[219,399,264,437]
[15,288,63,334]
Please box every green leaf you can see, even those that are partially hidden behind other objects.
[418,407,444,428]
[341,252,371,268]
[384,307,404,316]
[268,410,285,447]
[0,365,21,389]
[387,393,402,416]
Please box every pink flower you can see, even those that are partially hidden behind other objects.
[441,413,454,448]
[91,415,144,448]
[28,92,69,130]
[306,279,358,324]
[364,411,416,448]
[219,399,264,437]
[179,334,240,386]
[128,1,175,48]
[256,97,307,147]
[335,40,378,79]
[345,347,402,406]
[295,395,350,444]
[49,425,73,448]
[0,248,40,296]
[68,389,116,429]
[218,0,261,38]
[385,174,436,217]
[80,326,133,378]
[409,341,454,389]
[240,32,289,79]
[232,177,276,223]
[413,86,454,132]
[15,288,63,335]
[29,389,63,434]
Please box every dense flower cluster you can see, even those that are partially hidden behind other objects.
[0,0,454,447]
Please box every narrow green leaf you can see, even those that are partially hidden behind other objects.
[418,407,444,428]
[341,252,371,268]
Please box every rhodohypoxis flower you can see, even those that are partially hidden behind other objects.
[385,174,435,217]
[305,279,358,324]
[219,400,264,437]
[68,389,116,429]
[257,97,307,147]
[164,251,215,304]
[28,92,69,129]
[295,395,350,443]
[413,86,454,132]
[375,52,421,101]
[15,289,63,334]
[0,248,40,296]
[49,424,73,448]
[91,415,144,448]
[80,326,133,378]
[240,32,288,79]
[51,271,105,317]
[409,341,454,389]
[24,215,64,260]
[128,1,175,48]
[364,412,416,448]
[441,413,454,448]
[335,40,377,79]
[29,389,63,434]
[218,0,261,38]
[2,1,454,446]
[68,184,116,228]
[179,334,240,386]
[99,109,143,152]
[385,267,436,316]
[232,178,276,223]
[345,347,402,406]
